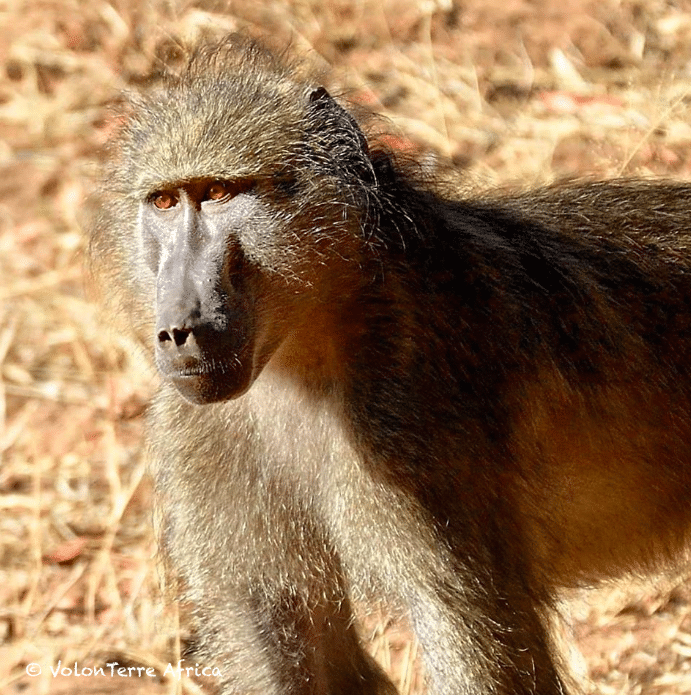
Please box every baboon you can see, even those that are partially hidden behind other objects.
[90,35,691,695]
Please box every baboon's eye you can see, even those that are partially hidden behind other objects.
[203,179,255,203]
[152,191,178,210]
[206,181,231,201]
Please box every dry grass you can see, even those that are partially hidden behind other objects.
[3,1,691,693]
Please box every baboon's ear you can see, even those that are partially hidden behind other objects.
[308,86,370,158]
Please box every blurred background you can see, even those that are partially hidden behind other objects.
[2,0,691,693]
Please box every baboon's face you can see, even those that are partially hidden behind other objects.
[126,73,373,405]
[138,173,362,405]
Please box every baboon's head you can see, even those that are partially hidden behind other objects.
[109,38,377,404]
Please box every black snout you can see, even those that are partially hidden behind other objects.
[154,305,254,404]
[155,306,219,371]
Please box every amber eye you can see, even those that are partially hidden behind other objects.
[206,181,230,201]
[152,191,178,210]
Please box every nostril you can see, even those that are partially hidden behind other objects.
[172,328,190,347]
[157,328,191,346]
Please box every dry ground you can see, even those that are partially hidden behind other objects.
[3,0,691,693]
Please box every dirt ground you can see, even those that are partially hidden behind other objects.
[3,0,691,693]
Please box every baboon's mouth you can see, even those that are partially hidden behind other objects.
[163,356,254,404]
[176,363,226,377]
